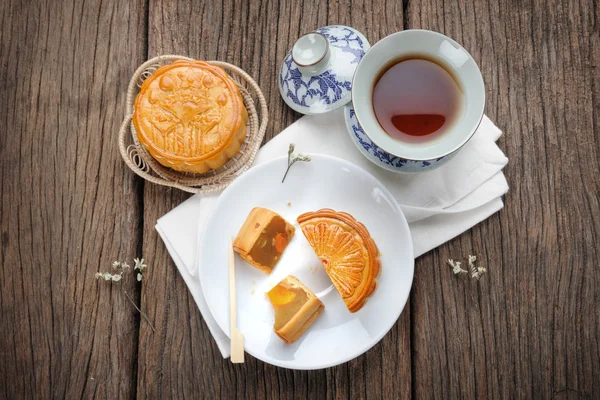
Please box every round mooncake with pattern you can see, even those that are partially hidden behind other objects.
[133,60,248,173]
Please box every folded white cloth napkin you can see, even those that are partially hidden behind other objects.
[155,108,509,358]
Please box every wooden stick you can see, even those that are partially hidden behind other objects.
[229,237,244,363]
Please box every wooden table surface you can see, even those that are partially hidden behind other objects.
[2,0,599,398]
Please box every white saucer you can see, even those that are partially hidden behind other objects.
[344,105,453,173]
[197,154,414,369]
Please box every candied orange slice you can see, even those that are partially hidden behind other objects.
[273,232,288,254]
[298,209,380,313]
[267,284,296,306]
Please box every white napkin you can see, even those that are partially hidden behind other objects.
[155,108,508,357]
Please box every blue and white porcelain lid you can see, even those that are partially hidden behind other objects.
[279,25,370,115]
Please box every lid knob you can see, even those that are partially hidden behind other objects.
[292,32,330,74]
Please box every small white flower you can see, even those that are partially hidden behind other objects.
[471,266,487,280]
[95,255,155,332]
[450,254,487,280]
[134,258,147,271]
[282,144,312,183]
[448,259,467,275]
[98,257,148,283]
[467,254,486,279]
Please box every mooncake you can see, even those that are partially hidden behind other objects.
[233,207,295,274]
[133,60,248,173]
[267,275,324,343]
[298,209,380,313]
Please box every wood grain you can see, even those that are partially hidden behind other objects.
[0,0,147,398]
[137,0,411,398]
[407,0,600,398]
[1,0,599,398]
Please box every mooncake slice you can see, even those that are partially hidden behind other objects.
[267,275,324,343]
[298,209,380,313]
[233,207,295,274]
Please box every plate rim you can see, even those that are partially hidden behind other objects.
[197,153,414,369]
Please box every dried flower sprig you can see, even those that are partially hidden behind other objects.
[448,254,487,280]
[96,258,155,332]
[282,143,311,183]
[447,259,468,275]
[134,257,147,282]
[467,255,487,280]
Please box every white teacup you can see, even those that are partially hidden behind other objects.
[352,30,485,172]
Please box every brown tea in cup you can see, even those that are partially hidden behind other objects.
[372,55,464,143]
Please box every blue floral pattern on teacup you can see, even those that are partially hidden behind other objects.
[279,26,369,114]
[344,106,450,173]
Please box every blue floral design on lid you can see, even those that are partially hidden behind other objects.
[279,25,370,115]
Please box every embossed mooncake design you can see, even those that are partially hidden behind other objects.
[133,60,248,173]
[298,209,380,313]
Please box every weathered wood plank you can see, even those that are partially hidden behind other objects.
[138,0,411,398]
[4,0,598,398]
[0,0,147,397]
[408,0,600,398]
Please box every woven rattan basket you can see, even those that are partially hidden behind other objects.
[118,55,268,194]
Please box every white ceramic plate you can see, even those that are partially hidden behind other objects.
[197,154,414,369]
